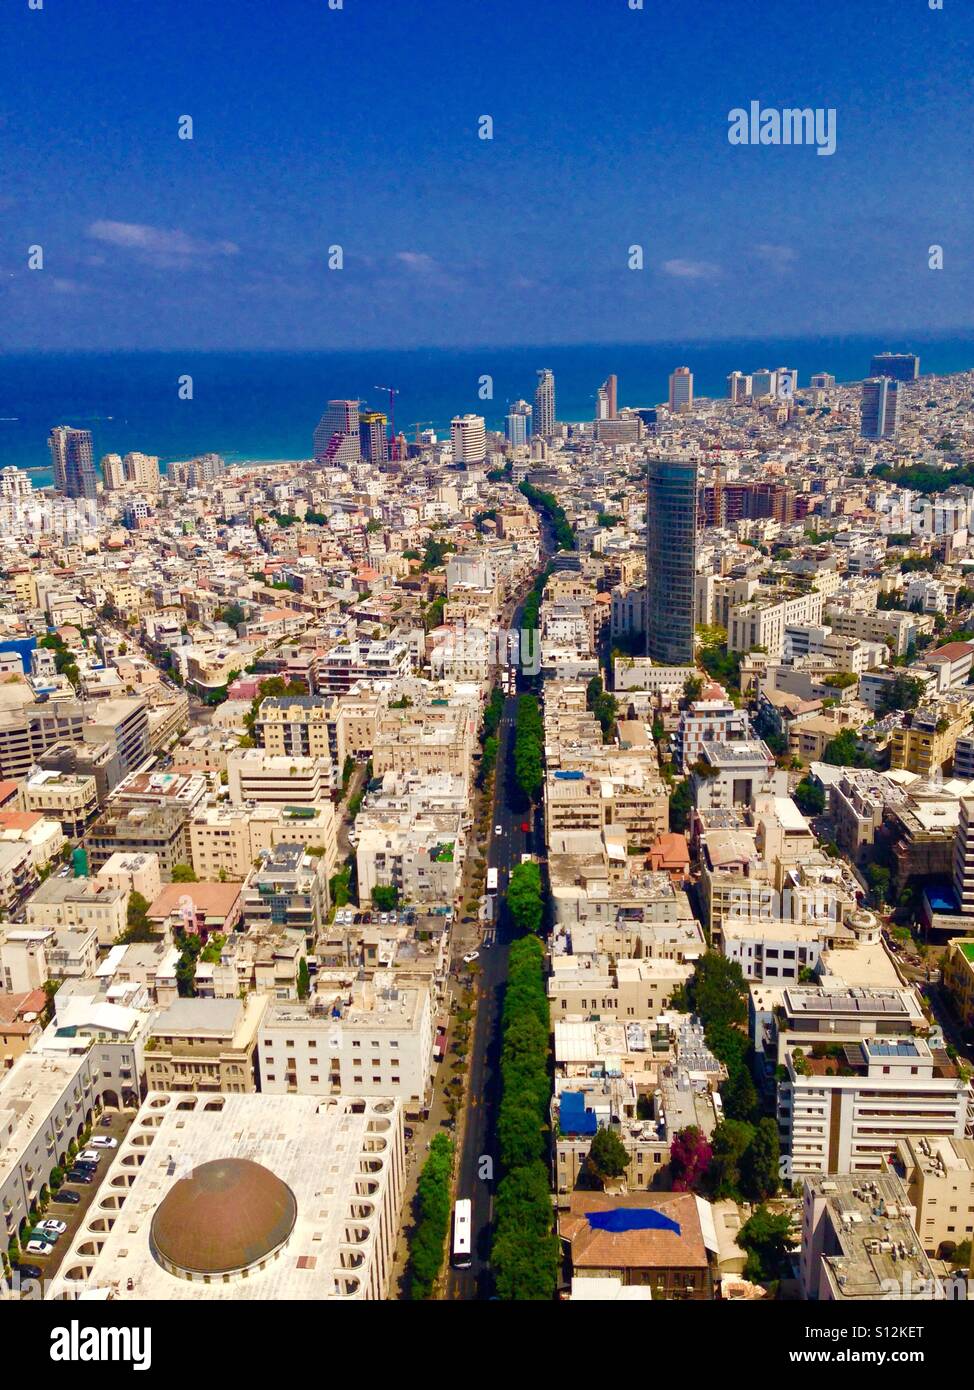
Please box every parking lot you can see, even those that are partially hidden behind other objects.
[12,1105,135,1296]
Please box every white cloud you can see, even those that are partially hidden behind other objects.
[661,258,721,280]
[86,221,239,262]
[395,251,437,274]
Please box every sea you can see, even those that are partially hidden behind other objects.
[2,333,973,486]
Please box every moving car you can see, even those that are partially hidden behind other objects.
[494,824,502,836]
[463,950,479,964]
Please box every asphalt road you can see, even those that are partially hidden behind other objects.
[446,577,545,1299]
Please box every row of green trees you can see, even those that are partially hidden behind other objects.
[508,859,544,934]
[518,481,575,551]
[407,1133,454,1298]
[479,685,505,787]
[514,694,544,804]
[492,936,559,1299]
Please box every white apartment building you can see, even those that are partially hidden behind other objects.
[728,589,825,658]
[677,696,751,773]
[226,750,328,807]
[258,979,434,1111]
[780,1037,973,1178]
[449,414,487,466]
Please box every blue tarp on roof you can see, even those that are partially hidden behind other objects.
[559,1090,598,1136]
[586,1208,682,1236]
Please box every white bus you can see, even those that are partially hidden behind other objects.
[486,866,498,895]
[452,1198,472,1269]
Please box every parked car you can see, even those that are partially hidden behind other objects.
[88,1136,118,1150]
[52,1190,80,1205]
[100,1115,114,1128]
[65,1169,93,1184]
[463,950,480,964]
[12,1263,43,1281]
[25,1238,55,1256]
[35,1219,67,1235]
[77,1149,102,1164]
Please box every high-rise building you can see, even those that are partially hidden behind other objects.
[167,454,225,489]
[775,367,798,399]
[810,372,835,390]
[505,400,532,448]
[667,366,693,414]
[124,452,161,490]
[48,426,97,500]
[101,454,127,490]
[600,374,618,419]
[750,369,775,399]
[645,458,697,665]
[870,352,920,382]
[102,452,161,492]
[727,371,751,403]
[358,411,389,465]
[313,401,361,464]
[861,377,902,440]
[533,369,556,438]
[450,414,487,466]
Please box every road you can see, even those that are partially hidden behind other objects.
[446,575,546,1299]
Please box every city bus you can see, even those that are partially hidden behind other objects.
[452,1198,472,1269]
[486,866,498,895]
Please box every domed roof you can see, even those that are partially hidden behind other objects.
[150,1158,297,1276]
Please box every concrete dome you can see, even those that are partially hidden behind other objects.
[150,1158,297,1278]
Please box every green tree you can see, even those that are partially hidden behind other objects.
[407,1133,454,1299]
[297,957,310,1000]
[867,862,891,906]
[669,778,692,833]
[585,1126,630,1187]
[793,777,825,816]
[708,1118,755,1200]
[736,1205,796,1282]
[371,884,399,912]
[740,1117,780,1203]
[171,864,198,883]
[822,727,875,769]
[508,860,544,934]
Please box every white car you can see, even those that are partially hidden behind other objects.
[494,824,503,836]
[25,1238,56,1256]
[463,950,480,964]
[76,1149,102,1164]
[35,1219,68,1235]
[88,1136,118,1150]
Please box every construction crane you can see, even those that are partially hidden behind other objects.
[374,386,400,459]
[410,420,433,444]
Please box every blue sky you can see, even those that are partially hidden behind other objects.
[2,0,972,350]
